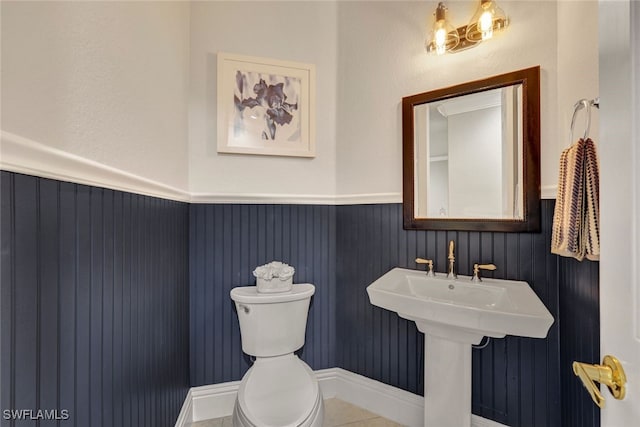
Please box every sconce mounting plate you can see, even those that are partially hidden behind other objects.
[427,17,509,54]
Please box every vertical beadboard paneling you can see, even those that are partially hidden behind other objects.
[38,178,59,421]
[0,171,189,427]
[189,204,336,387]
[58,181,77,425]
[0,171,16,425]
[13,174,39,420]
[335,202,567,427]
[560,257,600,427]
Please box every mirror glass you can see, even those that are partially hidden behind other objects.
[402,67,540,232]
[413,85,523,219]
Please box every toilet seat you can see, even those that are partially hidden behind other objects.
[236,355,320,427]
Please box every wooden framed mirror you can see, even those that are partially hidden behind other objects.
[402,66,540,232]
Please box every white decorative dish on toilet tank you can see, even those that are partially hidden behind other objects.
[367,267,554,427]
[253,261,295,293]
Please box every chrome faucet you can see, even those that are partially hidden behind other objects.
[447,240,457,279]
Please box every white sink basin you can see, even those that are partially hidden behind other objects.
[367,267,553,343]
[367,267,554,427]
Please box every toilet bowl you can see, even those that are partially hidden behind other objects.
[230,284,324,427]
[233,355,324,427]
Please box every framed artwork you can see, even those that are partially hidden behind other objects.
[217,52,316,157]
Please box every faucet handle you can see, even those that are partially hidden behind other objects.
[415,258,435,277]
[472,263,497,282]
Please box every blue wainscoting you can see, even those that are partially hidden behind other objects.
[0,171,190,427]
[188,204,336,386]
[2,173,598,427]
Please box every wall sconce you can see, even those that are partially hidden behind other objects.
[426,0,509,55]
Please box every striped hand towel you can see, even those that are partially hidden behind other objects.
[582,138,600,260]
[551,138,600,261]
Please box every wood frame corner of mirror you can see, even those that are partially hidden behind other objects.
[402,66,541,232]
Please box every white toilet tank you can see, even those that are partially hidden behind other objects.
[230,284,315,357]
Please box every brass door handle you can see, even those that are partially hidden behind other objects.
[572,355,626,408]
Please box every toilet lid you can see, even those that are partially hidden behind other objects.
[239,356,319,426]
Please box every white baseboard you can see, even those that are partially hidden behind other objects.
[190,380,241,422]
[175,367,508,427]
[471,415,510,427]
[321,368,423,426]
[175,389,193,427]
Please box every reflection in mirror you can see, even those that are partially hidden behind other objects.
[402,66,540,232]
[414,85,524,219]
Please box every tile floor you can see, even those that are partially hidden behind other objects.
[189,398,404,427]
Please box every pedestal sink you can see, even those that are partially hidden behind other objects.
[366,268,554,427]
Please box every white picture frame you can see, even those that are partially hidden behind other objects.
[217,52,316,157]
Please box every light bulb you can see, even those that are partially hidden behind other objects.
[479,10,493,40]
[426,2,459,55]
[435,25,447,55]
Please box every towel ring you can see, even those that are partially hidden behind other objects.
[570,98,591,144]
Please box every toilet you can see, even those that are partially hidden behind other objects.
[230,283,324,427]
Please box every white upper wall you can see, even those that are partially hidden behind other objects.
[1,1,597,201]
[188,1,338,197]
[1,1,190,190]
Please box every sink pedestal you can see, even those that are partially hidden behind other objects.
[424,334,472,427]
[413,321,485,427]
